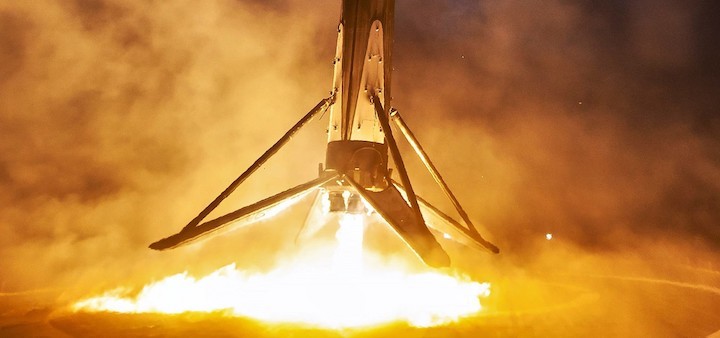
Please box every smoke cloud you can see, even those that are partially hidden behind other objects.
[392,0,719,255]
[1,0,718,298]
[0,0,338,293]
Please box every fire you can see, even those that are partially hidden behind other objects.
[74,214,490,328]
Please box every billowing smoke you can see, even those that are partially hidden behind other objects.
[391,0,720,256]
[0,0,339,293]
[0,0,718,298]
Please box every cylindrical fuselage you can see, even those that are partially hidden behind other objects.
[325,0,395,190]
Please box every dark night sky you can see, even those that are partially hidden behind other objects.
[0,0,718,292]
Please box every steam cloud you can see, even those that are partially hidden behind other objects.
[1,0,718,295]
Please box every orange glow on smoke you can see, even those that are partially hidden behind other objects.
[74,214,490,328]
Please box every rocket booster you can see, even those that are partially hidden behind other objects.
[149,0,499,267]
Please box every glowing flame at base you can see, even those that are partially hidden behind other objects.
[74,215,490,328]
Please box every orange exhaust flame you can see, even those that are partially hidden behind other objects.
[74,214,490,328]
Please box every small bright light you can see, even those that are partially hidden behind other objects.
[545,233,553,240]
[443,233,452,239]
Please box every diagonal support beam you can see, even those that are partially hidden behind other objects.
[370,93,426,229]
[393,180,499,254]
[346,175,450,268]
[389,108,481,236]
[150,174,339,250]
[182,95,334,231]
